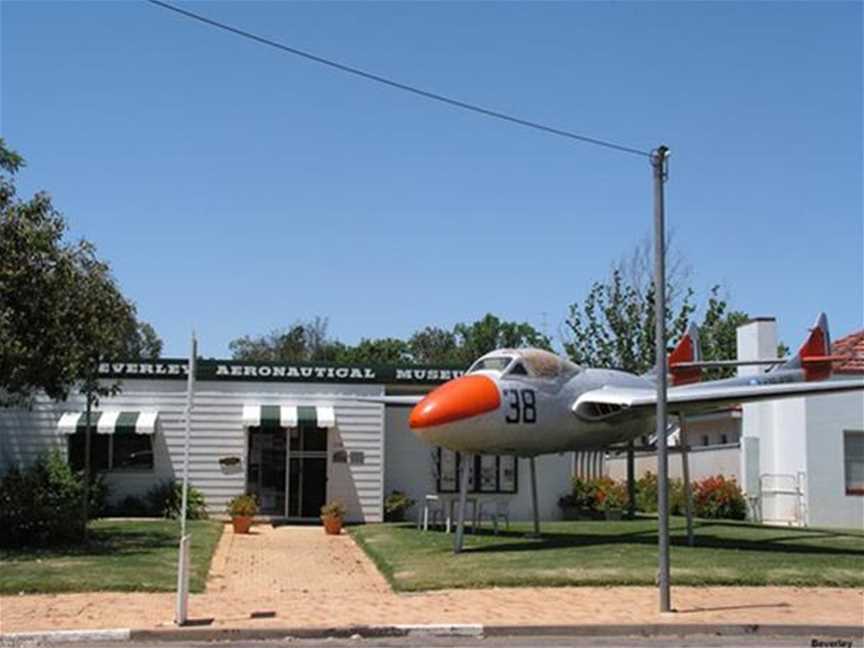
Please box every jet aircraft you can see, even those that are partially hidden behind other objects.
[353,313,864,549]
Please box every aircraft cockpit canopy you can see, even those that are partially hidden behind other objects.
[467,348,581,379]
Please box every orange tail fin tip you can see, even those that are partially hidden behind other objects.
[798,313,833,381]
[669,322,702,386]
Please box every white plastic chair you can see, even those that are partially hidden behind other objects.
[418,494,446,531]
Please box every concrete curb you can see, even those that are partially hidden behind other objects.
[0,628,130,645]
[2,623,861,644]
[483,624,864,638]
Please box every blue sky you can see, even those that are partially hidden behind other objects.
[2,1,861,358]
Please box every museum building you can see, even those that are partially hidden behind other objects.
[0,358,572,523]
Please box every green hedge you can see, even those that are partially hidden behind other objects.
[0,450,108,548]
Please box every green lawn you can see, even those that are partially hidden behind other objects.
[349,517,864,592]
[0,519,223,594]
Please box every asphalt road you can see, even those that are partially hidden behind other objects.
[31,635,861,648]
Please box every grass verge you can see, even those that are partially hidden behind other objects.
[349,516,864,592]
[0,519,223,594]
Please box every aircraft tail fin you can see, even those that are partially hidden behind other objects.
[643,322,702,385]
[777,312,834,381]
[669,322,702,385]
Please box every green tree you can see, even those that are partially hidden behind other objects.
[563,269,696,374]
[408,326,459,365]
[0,139,162,403]
[453,313,552,367]
[231,313,550,368]
[335,337,410,365]
[564,240,779,377]
[228,317,344,362]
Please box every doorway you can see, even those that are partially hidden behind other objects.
[246,428,287,515]
[287,422,328,518]
[246,421,329,518]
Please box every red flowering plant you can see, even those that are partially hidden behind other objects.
[593,477,628,511]
[693,475,746,520]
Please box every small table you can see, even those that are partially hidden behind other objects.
[419,494,479,533]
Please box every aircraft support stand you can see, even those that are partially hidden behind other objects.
[453,453,471,554]
[529,456,540,537]
[679,415,695,546]
[626,440,636,518]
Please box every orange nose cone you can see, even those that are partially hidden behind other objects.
[409,374,500,429]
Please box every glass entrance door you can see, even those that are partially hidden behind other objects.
[287,423,328,518]
[246,428,287,515]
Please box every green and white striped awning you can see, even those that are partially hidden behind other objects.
[241,405,335,429]
[57,410,159,435]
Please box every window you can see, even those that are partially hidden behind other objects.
[844,431,864,496]
[507,362,528,376]
[436,448,518,494]
[468,356,513,373]
[68,431,153,472]
[113,434,154,470]
[720,434,728,445]
[68,432,110,472]
[702,435,710,447]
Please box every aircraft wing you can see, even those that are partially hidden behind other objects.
[573,379,864,418]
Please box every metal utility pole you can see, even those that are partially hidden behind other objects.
[652,144,671,613]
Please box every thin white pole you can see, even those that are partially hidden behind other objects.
[176,332,196,626]
[179,333,197,536]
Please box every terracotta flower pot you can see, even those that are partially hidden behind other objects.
[232,515,253,534]
[322,514,343,535]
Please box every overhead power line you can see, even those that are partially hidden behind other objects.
[146,0,651,158]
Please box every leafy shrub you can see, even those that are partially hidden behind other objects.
[633,472,745,520]
[320,501,346,518]
[384,490,415,521]
[593,477,629,511]
[85,472,111,519]
[145,480,208,519]
[226,494,258,517]
[693,475,746,520]
[0,450,87,547]
[635,472,658,513]
[559,476,598,510]
[669,478,687,515]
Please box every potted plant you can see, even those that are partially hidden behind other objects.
[227,494,258,534]
[320,501,346,535]
[559,477,601,520]
[384,490,415,522]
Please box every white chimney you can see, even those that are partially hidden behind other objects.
[736,317,778,377]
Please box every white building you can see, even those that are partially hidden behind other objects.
[0,358,572,523]
[738,321,864,529]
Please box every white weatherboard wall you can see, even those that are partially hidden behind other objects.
[0,379,385,523]
[384,407,572,522]
[805,392,864,529]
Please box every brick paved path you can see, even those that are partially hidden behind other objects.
[2,524,862,633]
